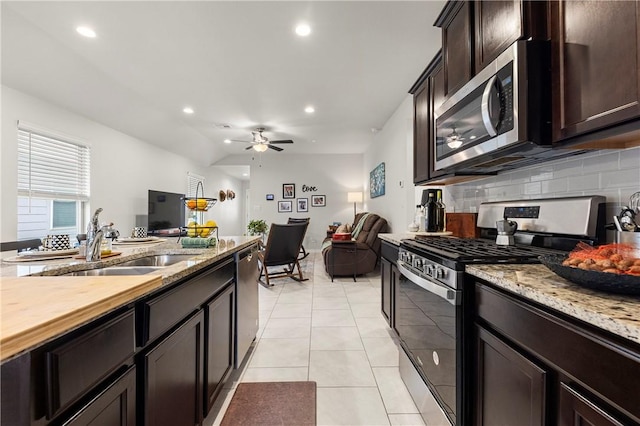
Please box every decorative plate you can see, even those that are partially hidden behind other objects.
[539,254,640,295]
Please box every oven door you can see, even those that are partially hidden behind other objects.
[395,260,462,426]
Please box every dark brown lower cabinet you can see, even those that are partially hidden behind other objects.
[559,383,627,426]
[474,281,640,426]
[475,325,547,426]
[144,310,204,426]
[62,366,136,426]
[381,257,392,326]
[204,284,235,414]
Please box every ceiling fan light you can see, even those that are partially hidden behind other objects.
[447,140,463,149]
[253,143,268,152]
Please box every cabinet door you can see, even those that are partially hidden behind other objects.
[204,284,234,415]
[144,311,204,426]
[474,1,522,71]
[441,1,473,97]
[551,1,640,142]
[381,257,392,325]
[63,366,136,426]
[429,60,447,180]
[475,325,547,426]
[413,79,430,184]
[558,383,627,426]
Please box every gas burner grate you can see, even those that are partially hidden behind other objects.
[407,237,564,263]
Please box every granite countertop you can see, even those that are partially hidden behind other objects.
[466,264,640,345]
[0,236,261,361]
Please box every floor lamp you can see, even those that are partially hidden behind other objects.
[347,192,363,217]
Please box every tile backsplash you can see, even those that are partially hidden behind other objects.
[446,146,640,231]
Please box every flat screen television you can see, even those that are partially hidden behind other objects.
[148,189,185,236]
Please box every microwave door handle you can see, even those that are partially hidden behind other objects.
[481,75,498,137]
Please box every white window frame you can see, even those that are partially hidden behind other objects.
[17,121,91,240]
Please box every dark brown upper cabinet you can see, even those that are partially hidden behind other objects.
[435,1,473,98]
[410,51,443,185]
[474,1,546,71]
[550,1,640,143]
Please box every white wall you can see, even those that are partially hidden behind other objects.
[1,86,244,241]
[215,153,363,249]
[363,95,422,232]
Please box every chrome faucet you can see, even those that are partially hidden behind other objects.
[86,208,104,261]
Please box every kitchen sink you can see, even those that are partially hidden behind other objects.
[66,266,165,276]
[62,254,196,276]
[113,254,196,267]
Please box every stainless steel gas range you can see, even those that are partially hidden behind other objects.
[395,196,606,426]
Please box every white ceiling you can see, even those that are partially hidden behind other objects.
[2,1,444,177]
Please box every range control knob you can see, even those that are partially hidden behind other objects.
[435,267,446,279]
[426,264,435,276]
[414,258,423,268]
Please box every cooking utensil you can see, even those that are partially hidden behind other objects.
[539,254,640,295]
[619,207,639,231]
[613,215,624,232]
[629,191,640,213]
[496,217,518,246]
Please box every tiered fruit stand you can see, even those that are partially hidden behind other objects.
[180,182,218,240]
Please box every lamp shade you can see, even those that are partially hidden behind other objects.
[253,143,268,152]
[347,192,363,203]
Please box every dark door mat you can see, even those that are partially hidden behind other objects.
[221,381,317,425]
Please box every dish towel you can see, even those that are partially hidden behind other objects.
[181,237,217,248]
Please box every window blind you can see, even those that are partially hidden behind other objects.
[187,172,205,197]
[17,128,90,201]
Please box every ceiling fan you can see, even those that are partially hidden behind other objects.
[437,127,473,149]
[228,128,294,152]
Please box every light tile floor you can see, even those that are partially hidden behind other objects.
[210,252,426,426]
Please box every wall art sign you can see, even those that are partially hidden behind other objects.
[370,162,386,198]
[311,195,326,207]
[283,183,295,199]
[297,198,308,212]
[301,185,317,192]
[278,200,292,213]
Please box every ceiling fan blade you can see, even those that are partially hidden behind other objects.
[245,145,254,150]
[269,139,294,144]
[229,139,252,144]
[268,145,284,152]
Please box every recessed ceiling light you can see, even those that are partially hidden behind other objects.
[224,139,232,144]
[183,107,194,114]
[76,26,96,38]
[311,139,316,143]
[304,106,315,114]
[295,23,311,37]
[242,173,248,177]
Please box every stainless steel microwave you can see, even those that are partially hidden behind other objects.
[434,40,561,173]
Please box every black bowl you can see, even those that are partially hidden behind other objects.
[538,254,640,295]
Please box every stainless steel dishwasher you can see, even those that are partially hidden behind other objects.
[235,244,260,367]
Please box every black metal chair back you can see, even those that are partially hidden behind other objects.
[258,222,309,286]
[0,239,42,252]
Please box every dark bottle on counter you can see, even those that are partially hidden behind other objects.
[424,191,438,232]
[436,189,446,232]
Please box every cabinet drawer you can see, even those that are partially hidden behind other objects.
[381,241,399,263]
[46,309,135,419]
[143,258,234,344]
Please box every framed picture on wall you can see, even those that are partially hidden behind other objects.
[297,198,308,212]
[370,162,385,198]
[283,184,295,199]
[311,195,326,207]
[278,200,292,213]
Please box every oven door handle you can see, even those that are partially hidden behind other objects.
[397,261,461,306]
